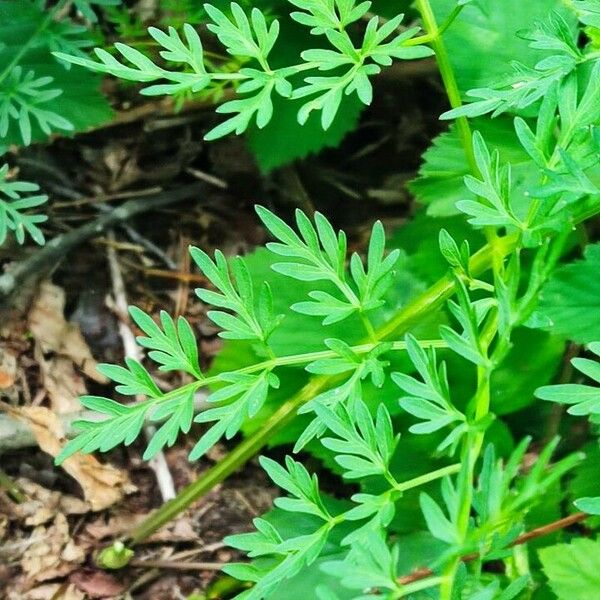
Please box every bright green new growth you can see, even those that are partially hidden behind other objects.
[55,205,409,465]
[54,1,433,139]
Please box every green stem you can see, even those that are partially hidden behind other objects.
[128,375,323,545]
[409,10,505,593]
[395,463,461,492]
[396,576,445,597]
[440,364,493,600]
[414,0,476,172]
[114,338,449,422]
[414,0,506,279]
[406,5,465,47]
[118,241,514,554]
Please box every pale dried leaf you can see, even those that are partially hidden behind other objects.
[34,350,87,414]
[85,511,197,543]
[17,406,136,511]
[8,479,89,526]
[28,281,107,385]
[11,582,86,600]
[21,514,86,583]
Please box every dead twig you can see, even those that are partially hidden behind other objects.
[105,230,176,503]
[0,183,207,302]
[129,559,225,571]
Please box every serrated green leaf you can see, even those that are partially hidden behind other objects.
[539,537,600,599]
[532,244,600,343]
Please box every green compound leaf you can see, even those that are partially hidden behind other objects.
[129,307,203,379]
[539,538,600,600]
[257,206,399,325]
[54,24,211,97]
[574,0,600,27]
[191,246,282,342]
[293,14,431,129]
[392,334,466,451]
[55,396,147,464]
[0,164,48,246]
[457,131,525,230]
[315,400,399,480]
[289,0,372,34]
[190,370,280,460]
[531,245,600,343]
[261,455,331,520]
[320,531,402,596]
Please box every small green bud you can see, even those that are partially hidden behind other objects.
[96,541,134,569]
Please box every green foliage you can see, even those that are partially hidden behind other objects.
[0,164,47,245]
[433,0,577,98]
[246,92,364,172]
[574,1,600,28]
[539,538,600,600]
[46,1,600,598]
[408,118,538,218]
[532,245,600,343]
[0,1,113,147]
[257,206,399,325]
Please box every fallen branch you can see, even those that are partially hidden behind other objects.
[0,183,207,301]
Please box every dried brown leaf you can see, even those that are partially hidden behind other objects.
[6,479,89,526]
[21,514,86,583]
[84,511,197,543]
[10,583,86,600]
[69,569,125,598]
[28,281,107,389]
[16,406,136,511]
